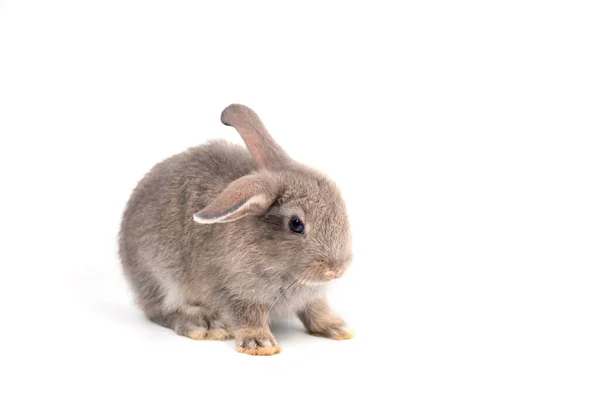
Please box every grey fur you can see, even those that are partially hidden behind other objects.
[119,104,353,355]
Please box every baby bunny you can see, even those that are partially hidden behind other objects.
[119,104,354,355]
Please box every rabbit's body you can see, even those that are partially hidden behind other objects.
[119,105,353,355]
[120,141,325,323]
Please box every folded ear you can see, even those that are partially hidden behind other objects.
[193,173,278,224]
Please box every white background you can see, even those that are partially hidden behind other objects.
[1,1,599,399]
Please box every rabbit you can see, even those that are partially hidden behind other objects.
[119,104,354,356]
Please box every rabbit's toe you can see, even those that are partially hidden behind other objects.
[181,325,233,341]
[204,316,233,340]
[309,325,355,340]
[235,332,281,356]
[205,327,233,340]
[186,326,209,340]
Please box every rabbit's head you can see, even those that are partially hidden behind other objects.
[193,104,352,285]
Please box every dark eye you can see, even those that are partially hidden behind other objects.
[289,216,305,234]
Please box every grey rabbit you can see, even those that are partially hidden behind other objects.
[119,104,354,355]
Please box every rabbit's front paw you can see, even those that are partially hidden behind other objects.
[309,325,355,341]
[235,328,281,356]
[185,326,233,340]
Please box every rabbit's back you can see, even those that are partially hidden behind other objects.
[118,140,256,310]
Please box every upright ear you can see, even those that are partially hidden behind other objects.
[193,173,278,224]
[221,104,291,169]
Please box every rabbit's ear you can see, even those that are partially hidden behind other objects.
[221,104,291,169]
[193,173,278,224]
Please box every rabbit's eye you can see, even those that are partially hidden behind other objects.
[289,216,305,234]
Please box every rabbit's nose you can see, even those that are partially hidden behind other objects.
[324,269,348,280]
[329,257,352,278]
[335,268,348,278]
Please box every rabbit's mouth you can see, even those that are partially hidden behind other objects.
[299,271,344,286]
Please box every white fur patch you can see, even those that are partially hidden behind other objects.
[161,278,184,312]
